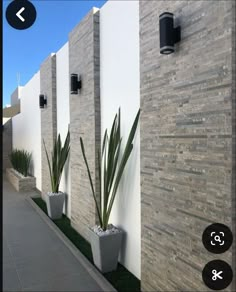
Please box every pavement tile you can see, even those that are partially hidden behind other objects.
[24,272,103,292]
[3,266,22,292]
[3,177,106,292]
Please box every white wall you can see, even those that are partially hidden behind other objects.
[100,1,140,278]
[56,43,71,218]
[12,73,42,190]
[11,86,23,105]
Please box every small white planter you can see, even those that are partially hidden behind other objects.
[89,225,123,273]
[6,168,36,192]
[45,192,65,220]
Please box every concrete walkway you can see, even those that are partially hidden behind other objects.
[3,177,112,292]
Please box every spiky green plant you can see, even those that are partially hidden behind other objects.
[43,129,70,193]
[80,108,140,231]
[9,149,31,177]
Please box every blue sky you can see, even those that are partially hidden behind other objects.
[3,0,107,107]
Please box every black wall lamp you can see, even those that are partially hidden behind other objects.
[70,74,82,94]
[159,12,181,55]
[39,94,47,109]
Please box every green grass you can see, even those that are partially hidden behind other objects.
[32,197,141,292]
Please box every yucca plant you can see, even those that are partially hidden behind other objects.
[80,108,140,231]
[10,149,31,177]
[43,130,70,193]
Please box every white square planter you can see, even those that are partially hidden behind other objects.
[6,168,36,192]
[45,192,65,220]
[89,226,123,273]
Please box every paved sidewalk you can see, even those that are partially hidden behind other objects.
[3,177,107,292]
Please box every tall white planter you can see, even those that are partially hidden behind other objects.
[89,226,123,273]
[45,192,65,220]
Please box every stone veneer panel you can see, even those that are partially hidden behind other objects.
[3,119,12,171]
[140,1,236,291]
[69,8,100,241]
[231,0,236,286]
[40,54,57,198]
[6,168,36,192]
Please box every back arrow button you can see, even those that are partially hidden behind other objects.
[16,7,25,22]
[6,0,37,30]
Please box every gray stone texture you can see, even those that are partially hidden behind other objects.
[40,54,57,198]
[140,1,236,291]
[231,0,236,286]
[6,168,36,192]
[3,119,12,171]
[69,8,101,242]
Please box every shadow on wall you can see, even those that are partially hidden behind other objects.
[62,152,70,217]
[113,125,140,265]
[29,160,34,177]
[119,231,128,264]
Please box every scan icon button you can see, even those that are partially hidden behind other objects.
[202,223,233,254]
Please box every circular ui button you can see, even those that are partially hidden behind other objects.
[202,223,233,254]
[6,0,37,30]
[202,260,233,290]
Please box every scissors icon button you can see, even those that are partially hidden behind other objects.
[202,260,233,290]
[212,269,223,281]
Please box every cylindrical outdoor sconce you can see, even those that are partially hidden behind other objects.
[159,12,181,55]
[39,94,47,109]
[70,74,82,94]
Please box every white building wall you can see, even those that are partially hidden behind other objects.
[11,86,23,105]
[11,1,140,276]
[56,43,71,218]
[12,72,42,190]
[100,1,140,279]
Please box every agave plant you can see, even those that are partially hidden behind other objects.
[10,149,32,177]
[43,129,70,193]
[80,108,140,231]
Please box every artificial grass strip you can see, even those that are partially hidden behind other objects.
[32,197,141,292]
[33,197,93,262]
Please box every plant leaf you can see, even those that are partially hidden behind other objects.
[105,109,140,226]
[80,137,102,226]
